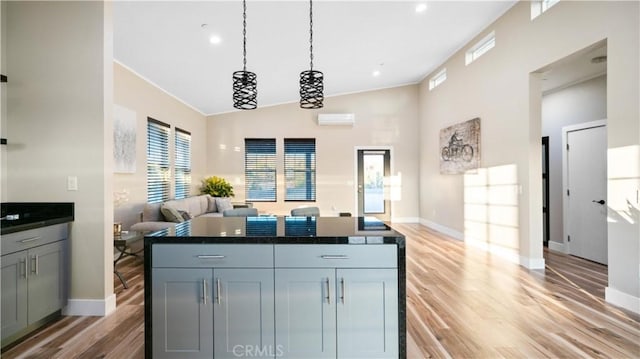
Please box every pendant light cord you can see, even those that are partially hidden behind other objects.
[243,0,247,72]
[309,0,314,71]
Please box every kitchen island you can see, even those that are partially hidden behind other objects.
[144,216,406,359]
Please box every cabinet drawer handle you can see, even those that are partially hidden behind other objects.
[325,278,331,304]
[216,278,222,305]
[20,236,41,244]
[320,255,349,260]
[340,278,345,304]
[202,279,207,305]
[197,255,226,259]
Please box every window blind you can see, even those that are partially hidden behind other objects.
[284,138,316,201]
[147,118,170,203]
[245,139,277,201]
[175,128,191,200]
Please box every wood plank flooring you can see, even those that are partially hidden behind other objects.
[2,223,639,358]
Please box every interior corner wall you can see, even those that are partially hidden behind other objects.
[206,85,420,221]
[113,62,207,230]
[418,0,639,309]
[542,75,607,249]
[6,1,113,310]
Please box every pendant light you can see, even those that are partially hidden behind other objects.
[233,0,257,110]
[300,0,324,109]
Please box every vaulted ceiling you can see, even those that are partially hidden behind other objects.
[113,1,517,115]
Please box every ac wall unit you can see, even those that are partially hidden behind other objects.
[317,113,355,126]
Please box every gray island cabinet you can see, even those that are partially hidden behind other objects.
[145,216,406,359]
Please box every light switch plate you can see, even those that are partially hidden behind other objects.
[67,176,78,191]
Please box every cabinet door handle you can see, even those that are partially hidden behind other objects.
[21,258,28,279]
[197,255,226,259]
[30,255,39,275]
[325,278,331,304]
[20,236,41,243]
[202,279,208,305]
[35,255,39,275]
[216,278,222,305]
[340,278,345,304]
[320,255,349,260]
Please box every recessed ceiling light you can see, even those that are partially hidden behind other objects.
[416,3,428,13]
[209,35,222,45]
[373,70,381,77]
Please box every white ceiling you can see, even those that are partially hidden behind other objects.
[113,1,517,116]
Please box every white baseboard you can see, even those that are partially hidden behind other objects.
[391,217,420,223]
[548,241,566,253]
[421,219,544,269]
[420,219,464,241]
[63,294,117,317]
[520,256,546,270]
[605,287,640,314]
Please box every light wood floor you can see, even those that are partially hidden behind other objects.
[3,223,639,358]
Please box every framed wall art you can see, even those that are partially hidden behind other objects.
[439,117,480,174]
[113,105,137,173]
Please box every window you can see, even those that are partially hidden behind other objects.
[531,0,559,19]
[465,31,495,65]
[174,128,191,200]
[147,118,170,203]
[429,68,447,90]
[284,139,316,201]
[245,139,276,201]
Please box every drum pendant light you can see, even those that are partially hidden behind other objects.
[300,0,324,109]
[232,0,257,110]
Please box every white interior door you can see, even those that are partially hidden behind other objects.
[566,125,607,264]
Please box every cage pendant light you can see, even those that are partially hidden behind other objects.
[300,0,324,109]
[233,0,257,110]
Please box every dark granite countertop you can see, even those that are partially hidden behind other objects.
[1,202,74,235]
[144,216,405,247]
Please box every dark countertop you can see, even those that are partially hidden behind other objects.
[1,202,74,235]
[144,216,405,246]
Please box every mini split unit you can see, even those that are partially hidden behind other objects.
[317,113,355,126]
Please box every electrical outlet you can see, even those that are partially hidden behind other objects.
[67,176,78,191]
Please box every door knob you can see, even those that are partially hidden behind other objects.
[592,199,605,205]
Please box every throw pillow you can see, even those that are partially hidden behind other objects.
[142,203,163,222]
[207,195,218,213]
[215,197,234,212]
[161,205,185,223]
[179,210,193,221]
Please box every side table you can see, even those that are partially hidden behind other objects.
[114,231,144,289]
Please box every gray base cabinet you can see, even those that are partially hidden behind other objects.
[214,269,275,359]
[152,244,275,359]
[275,269,336,358]
[1,224,68,347]
[152,268,213,359]
[275,245,398,359]
[151,243,398,359]
[1,251,28,339]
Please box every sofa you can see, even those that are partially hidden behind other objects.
[130,195,241,232]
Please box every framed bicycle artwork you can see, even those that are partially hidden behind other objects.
[439,117,480,174]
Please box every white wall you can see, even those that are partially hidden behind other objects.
[6,1,115,315]
[207,85,420,221]
[542,75,607,248]
[113,63,207,230]
[1,1,7,202]
[418,1,639,312]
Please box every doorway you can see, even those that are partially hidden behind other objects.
[563,121,608,264]
[356,149,391,221]
[542,136,550,247]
